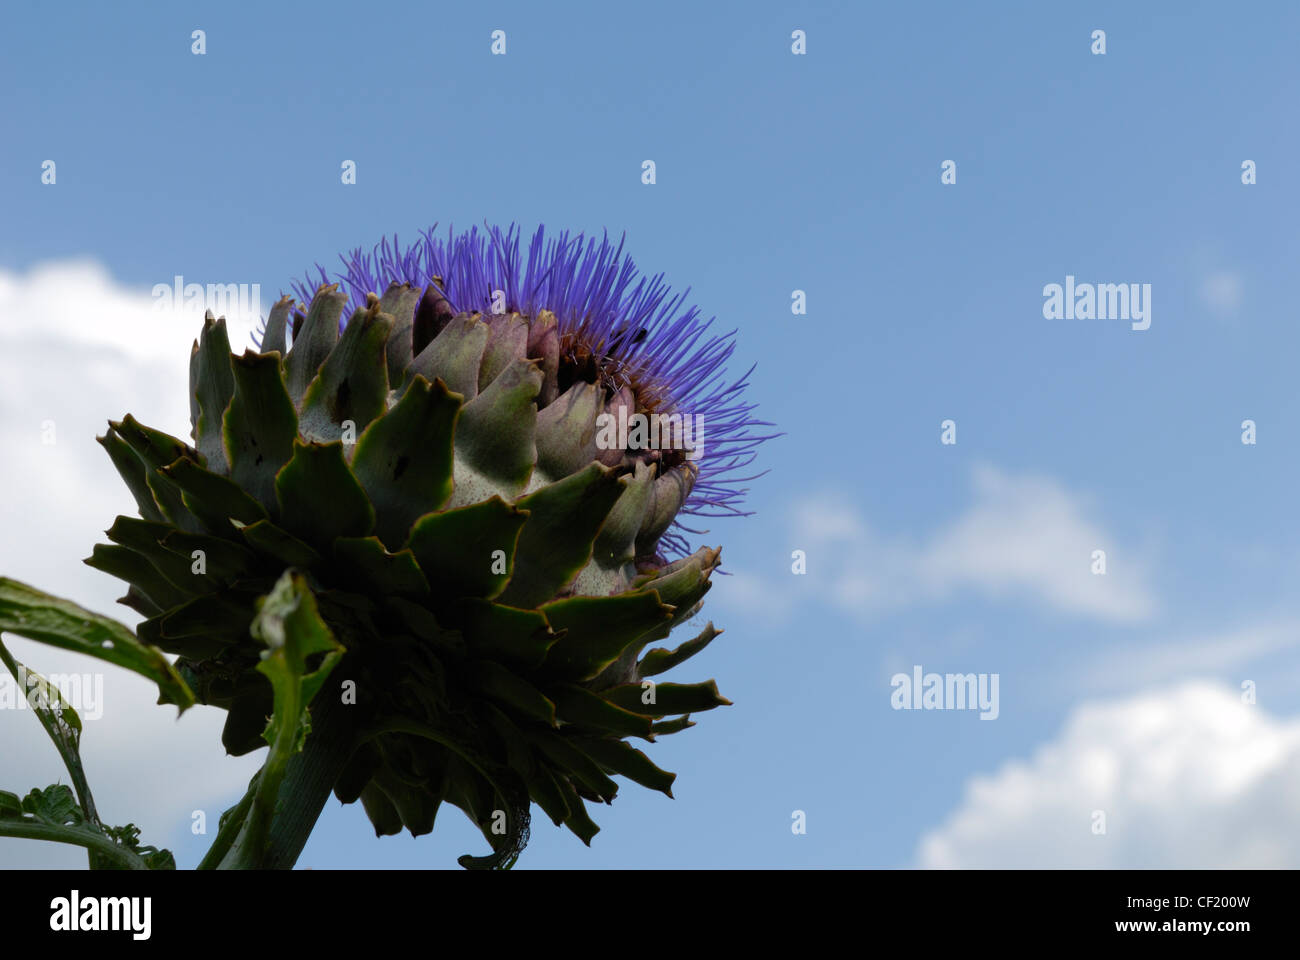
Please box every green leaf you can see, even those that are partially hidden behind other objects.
[378,282,421,384]
[83,543,188,613]
[574,737,677,798]
[275,441,375,549]
[151,593,257,656]
[453,599,557,668]
[539,592,673,683]
[103,515,217,595]
[224,350,299,513]
[332,537,431,597]
[448,358,543,505]
[96,427,163,523]
[298,302,393,443]
[525,728,619,802]
[109,416,204,533]
[479,313,530,387]
[160,456,269,533]
[258,294,296,356]
[284,284,346,405]
[552,772,601,845]
[216,571,343,868]
[533,381,603,480]
[579,460,656,589]
[238,519,322,568]
[0,642,102,866]
[0,785,172,870]
[600,679,731,717]
[637,621,721,677]
[523,763,570,826]
[0,578,194,712]
[158,529,259,582]
[635,464,697,557]
[351,375,461,549]
[191,315,236,472]
[406,313,489,402]
[497,463,626,609]
[461,660,557,726]
[650,715,695,736]
[550,684,654,740]
[406,497,528,603]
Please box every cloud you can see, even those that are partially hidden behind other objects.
[0,260,265,867]
[917,682,1300,868]
[1082,619,1300,692]
[717,464,1157,624]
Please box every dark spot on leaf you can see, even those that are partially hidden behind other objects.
[393,455,410,480]
[333,379,352,419]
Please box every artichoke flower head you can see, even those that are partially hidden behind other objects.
[90,223,771,867]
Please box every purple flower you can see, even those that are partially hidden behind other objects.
[289,223,775,556]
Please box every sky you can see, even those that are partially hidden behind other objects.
[4,0,1300,869]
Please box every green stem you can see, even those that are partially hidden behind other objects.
[0,820,149,870]
[196,777,258,870]
[256,683,359,869]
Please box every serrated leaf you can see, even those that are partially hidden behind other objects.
[83,543,189,612]
[332,537,430,596]
[539,591,673,683]
[160,456,269,533]
[600,679,731,717]
[284,285,346,405]
[497,462,626,609]
[298,303,393,443]
[238,519,322,568]
[0,578,194,712]
[274,440,375,549]
[454,599,557,668]
[461,660,557,726]
[448,358,542,506]
[191,315,235,472]
[96,428,163,523]
[406,497,527,603]
[224,350,299,513]
[0,641,103,866]
[550,684,654,740]
[637,622,721,677]
[351,375,461,549]
[110,416,204,533]
[574,737,677,798]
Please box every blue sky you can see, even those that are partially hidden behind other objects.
[4,0,1300,869]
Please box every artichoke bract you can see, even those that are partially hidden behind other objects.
[87,224,770,868]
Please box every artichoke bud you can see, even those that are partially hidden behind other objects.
[89,238,748,866]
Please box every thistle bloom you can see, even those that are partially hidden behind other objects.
[291,223,774,557]
[80,223,770,869]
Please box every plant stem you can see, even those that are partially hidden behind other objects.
[0,820,149,870]
[257,682,358,870]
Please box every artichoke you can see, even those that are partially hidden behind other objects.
[86,224,769,868]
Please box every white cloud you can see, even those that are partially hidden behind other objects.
[918,682,1300,867]
[717,464,1157,624]
[0,260,265,867]
[1083,619,1300,692]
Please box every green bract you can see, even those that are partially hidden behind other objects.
[88,282,730,867]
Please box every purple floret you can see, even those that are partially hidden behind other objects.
[290,223,776,555]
